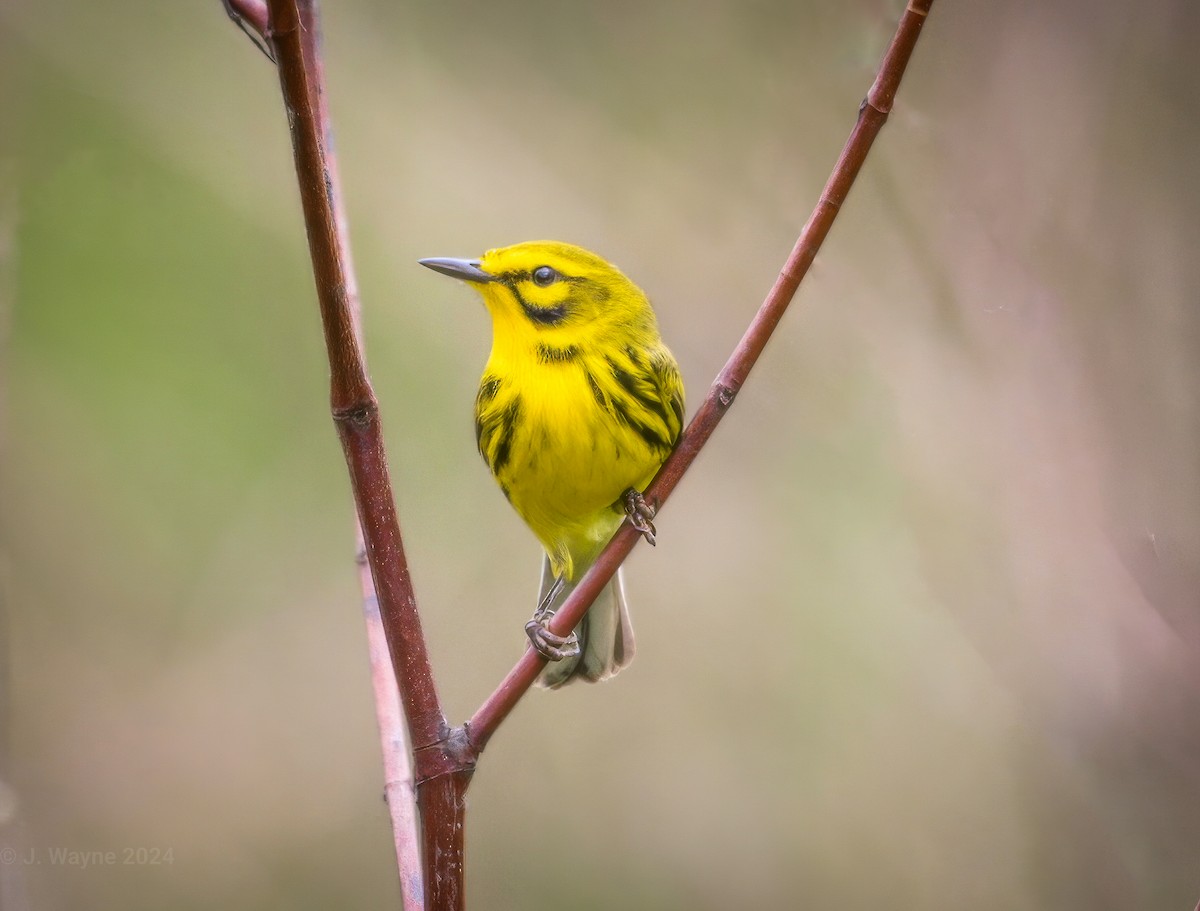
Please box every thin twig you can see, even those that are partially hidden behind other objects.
[221,0,273,61]
[360,552,425,909]
[263,0,461,906]
[466,0,935,752]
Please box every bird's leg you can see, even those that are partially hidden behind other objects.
[525,575,581,662]
[622,488,658,546]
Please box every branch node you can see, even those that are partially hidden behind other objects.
[332,400,377,427]
[444,725,476,767]
[715,383,738,409]
[412,726,478,786]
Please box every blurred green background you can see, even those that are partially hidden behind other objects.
[3,0,1200,908]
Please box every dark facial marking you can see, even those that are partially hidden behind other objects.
[506,280,568,326]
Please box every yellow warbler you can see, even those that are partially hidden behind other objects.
[420,241,684,687]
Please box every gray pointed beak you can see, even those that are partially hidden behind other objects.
[418,257,497,283]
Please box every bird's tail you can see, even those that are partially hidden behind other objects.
[535,555,636,689]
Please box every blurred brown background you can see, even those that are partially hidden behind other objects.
[3,0,1199,908]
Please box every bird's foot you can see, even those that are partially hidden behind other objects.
[525,612,581,662]
[622,488,658,546]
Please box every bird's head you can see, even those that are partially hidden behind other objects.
[420,241,655,353]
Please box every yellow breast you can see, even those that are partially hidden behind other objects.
[475,342,679,579]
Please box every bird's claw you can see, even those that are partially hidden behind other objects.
[525,615,581,662]
[622,488,658,546]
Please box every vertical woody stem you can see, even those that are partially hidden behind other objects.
[289,4,427,906]
[264,0,467,907]
[265,0,446,762]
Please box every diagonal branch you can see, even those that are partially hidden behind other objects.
[466,0,934,751]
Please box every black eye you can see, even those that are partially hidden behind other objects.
[532,266,557,286]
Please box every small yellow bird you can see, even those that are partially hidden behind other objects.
[420,241,684,687]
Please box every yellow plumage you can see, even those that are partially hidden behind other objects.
[421,241,684,686]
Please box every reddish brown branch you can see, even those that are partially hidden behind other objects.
[262,0,462,906]
[287,4,426,906]
[265,0,445,760]
[467,0,935,751]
